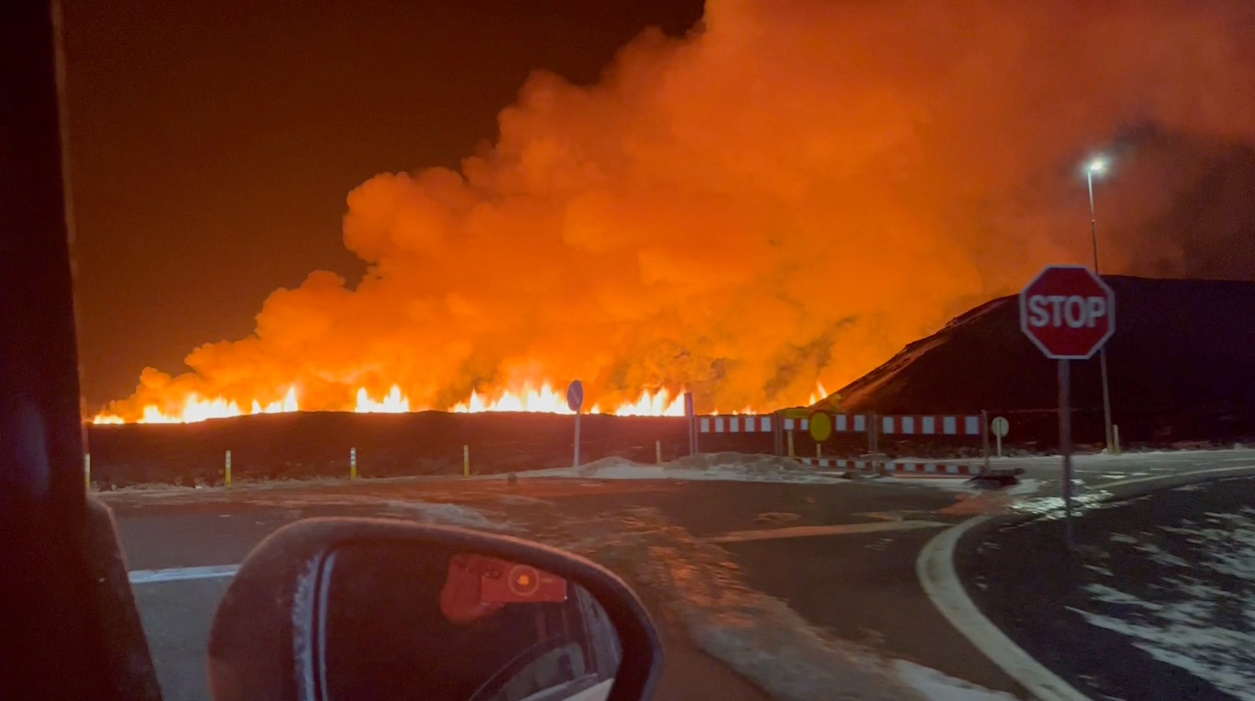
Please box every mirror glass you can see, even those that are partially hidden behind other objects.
[314,541,623,701]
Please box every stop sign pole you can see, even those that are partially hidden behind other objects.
[566,380,584,467]
[1020,265,1116,548]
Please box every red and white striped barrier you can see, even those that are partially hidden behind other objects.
[697,413,983,437]
[778,414,980,436]
[697,415,774,434]
[886,461,979,475]
[879,415,981,436]
[794,457,979,475]
[781,414,870,432]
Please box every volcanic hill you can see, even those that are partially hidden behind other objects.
[819,276,1255,446]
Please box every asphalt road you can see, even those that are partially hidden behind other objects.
[103,447,1255,701]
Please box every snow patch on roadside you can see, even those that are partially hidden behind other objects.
[883,476,1042,496]
[1071,592,1255,700]
[1133,542,1189,568]
[378,500,514,531]
[1009,491,1108,518]
[1071,507,1255,699]
[893,660,1017,700]
[518,453,851,485]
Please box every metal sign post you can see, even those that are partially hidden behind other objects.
[566,381,584,467]
[1058,360,1074,548]
[684,392,696,455]
[772,410,783,456]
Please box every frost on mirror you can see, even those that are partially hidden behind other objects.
[315,541,622,701]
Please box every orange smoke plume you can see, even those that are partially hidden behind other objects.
[97,0,1255,422]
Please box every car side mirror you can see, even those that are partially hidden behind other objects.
[206,518,662,701]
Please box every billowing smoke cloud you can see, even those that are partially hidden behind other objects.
[105,0,1255,417]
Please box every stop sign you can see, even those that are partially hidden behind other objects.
[1019,265,1115,359]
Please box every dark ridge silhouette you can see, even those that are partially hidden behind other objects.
[822,276,1255,447]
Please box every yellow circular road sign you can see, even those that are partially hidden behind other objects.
[809,412,832,442]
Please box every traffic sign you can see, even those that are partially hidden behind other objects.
[990,416,1009,458]
[1019,265,1115,359]
[990,416,1009,438]
[566,380,583,412]
[808,412,832,442]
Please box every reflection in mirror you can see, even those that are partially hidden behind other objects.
[314,541,623,701]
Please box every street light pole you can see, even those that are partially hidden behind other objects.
[1087,163,1115,453]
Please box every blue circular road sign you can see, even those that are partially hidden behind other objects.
[566,380,584,412]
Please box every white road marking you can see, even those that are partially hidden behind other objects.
[128,564,239,585]
[709,520,947,543]
[916,517,1092,701]
[1098,464,1255,490]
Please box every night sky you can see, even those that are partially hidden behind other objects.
[64,0,704,409]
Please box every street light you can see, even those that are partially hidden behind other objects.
[1085,156,1115,452]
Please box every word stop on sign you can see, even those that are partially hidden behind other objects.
[1019,264,1115,360]
[1025,294,1108,329]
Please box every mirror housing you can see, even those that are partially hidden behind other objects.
[207,518,662,701]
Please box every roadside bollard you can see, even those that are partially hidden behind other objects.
[84,452,90,492]
[655,440,662,464]
[463,445,469,478]
[225,449,232,488]
[350,447,357,481]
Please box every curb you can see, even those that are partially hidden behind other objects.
[916,516,1091,701]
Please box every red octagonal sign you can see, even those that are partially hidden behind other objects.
[1019,265,1115,359]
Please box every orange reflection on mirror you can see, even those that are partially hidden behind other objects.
[440,554,568,625]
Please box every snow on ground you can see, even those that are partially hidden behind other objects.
[520,453,1051,500]
[375,499,516,531]
[1006,491,1108,518]
[526,506,1014,701]
[879,475,1042,495]
[1068,507,1255,700]
[515,453,854,484]
[892,660,1016,701]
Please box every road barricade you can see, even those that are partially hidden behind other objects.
[695,410,990,477]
